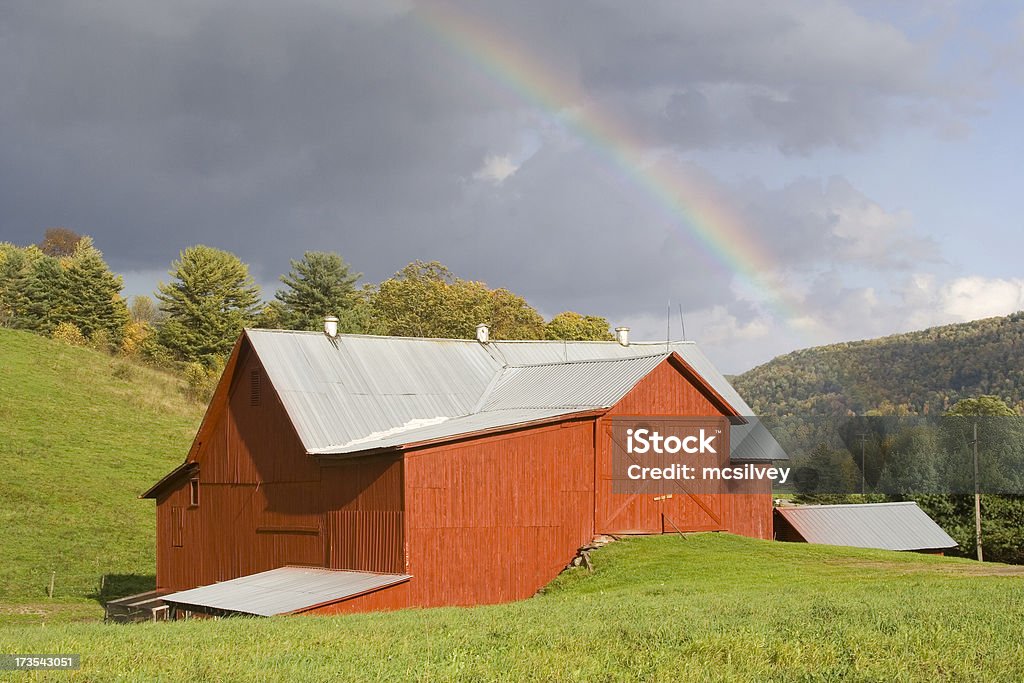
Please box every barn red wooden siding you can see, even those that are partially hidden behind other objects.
[403,417,596,607]
[152,346,774,611]
[299,580,412,615]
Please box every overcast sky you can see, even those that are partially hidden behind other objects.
[2,1,1022,373]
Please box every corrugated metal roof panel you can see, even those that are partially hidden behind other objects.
[776,502,957,551]
[482,354,668,411]
[730,419,789,462]
[666,343,754,415]
[247,331,500,453]
[162,566,411,616]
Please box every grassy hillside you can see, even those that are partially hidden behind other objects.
[734,311,1024,417]
[2,325,1023,679]
[0,328,203,620]
[1,534,1022,681]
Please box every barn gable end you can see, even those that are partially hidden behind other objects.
[147,335,325,591]
[596,356,773,539]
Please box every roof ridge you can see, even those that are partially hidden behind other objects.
[245,328,699,346]
[785,502,917,510]
[505,352,670,369]
[479,404,607,411]
[246,328,485,343]
[487,339,697,345]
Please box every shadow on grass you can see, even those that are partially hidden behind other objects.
[89,574,156,605]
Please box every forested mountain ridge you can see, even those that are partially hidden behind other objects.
[733,311,1024,417]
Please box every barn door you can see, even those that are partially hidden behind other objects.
[595,419,723,534]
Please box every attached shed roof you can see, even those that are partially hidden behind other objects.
[242,330,783,460]
[775,502,957,552]
[162,566,411,616]
[140,461,197,499]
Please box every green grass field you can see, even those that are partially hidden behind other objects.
[0,534,1022,681]
[2,327,1023,681]
[0,328,203,621]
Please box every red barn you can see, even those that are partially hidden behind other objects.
[142,326,785,617]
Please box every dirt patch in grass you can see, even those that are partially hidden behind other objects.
[0,602,103,626]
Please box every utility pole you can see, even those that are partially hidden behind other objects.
[973,421,983,562]
[859,432,867,496]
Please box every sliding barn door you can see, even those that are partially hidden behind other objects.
[321,455,405,573]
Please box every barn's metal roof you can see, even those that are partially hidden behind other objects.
[487,340,751,413]
[162,566,411,616]
[245,330,785,460]
[311,408,591,455]
[775,502,957,551]
[248,332,499,451]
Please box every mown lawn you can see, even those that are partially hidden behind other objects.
[0,328,203,618]
[2,534,1022,682]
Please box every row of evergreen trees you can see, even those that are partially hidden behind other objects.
[0,230,616,371]
[0,237,131,345]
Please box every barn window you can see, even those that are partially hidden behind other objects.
[171,507,183,547]
[249,370,261,406]
[189,479,200,507]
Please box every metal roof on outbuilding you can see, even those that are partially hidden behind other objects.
[244,330,785,460]
[162,566,411,616]
[775,502,957,552]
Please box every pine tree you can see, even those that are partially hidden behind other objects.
[274,251,361,331]
[156,245,261,364]
[62,237,130,342]
[20,255,67,334]
[0,244,31,327]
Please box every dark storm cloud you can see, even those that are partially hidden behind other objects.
[0,0,970,325]
[0,0,498,275]
[444,141,737,319]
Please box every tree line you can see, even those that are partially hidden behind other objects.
[733,311,1024,417]
[0,229,616,373]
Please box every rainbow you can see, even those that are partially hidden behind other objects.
[413,1,811,329]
